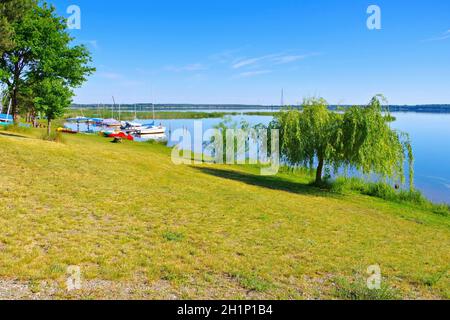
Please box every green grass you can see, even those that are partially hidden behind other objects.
[162,231,185,242]
[0,127,449,299]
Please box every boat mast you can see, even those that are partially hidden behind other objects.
[112,96,116,118]
[151,87,155,122]
[152,103,155,121]
[6,99,12,117]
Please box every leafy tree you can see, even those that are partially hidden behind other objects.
[0,0,34,54]
[0,1,94,123]
[274,98,342,184]
[339,95,414,189]
[32,78,73,134]
[273,95,414,188]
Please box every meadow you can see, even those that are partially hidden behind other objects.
[0,127,449,299]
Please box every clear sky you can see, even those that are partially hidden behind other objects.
[49,0,450,105]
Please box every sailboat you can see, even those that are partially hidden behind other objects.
[102,96,122,127]
[136,102,166,135]
[121,121,143,133]
[120,104,142,132]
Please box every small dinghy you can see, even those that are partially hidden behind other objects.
[57,127,78,134]
[101,130,134,141]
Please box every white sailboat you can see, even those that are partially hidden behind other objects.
[136,101,166,135]
[103,96,123,127]
[136,125,166,135]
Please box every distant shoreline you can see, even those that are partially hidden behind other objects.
[70,103,450,113]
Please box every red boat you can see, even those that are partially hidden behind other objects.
[107,131,134,141]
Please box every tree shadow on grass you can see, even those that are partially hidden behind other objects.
[0,131,30,139]
[191,166,341,199]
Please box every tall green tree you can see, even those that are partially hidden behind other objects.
[32,78,73,134]
[274,95,414,188]
[274,98,342,184]
[0,0,34,54]
[0,1,94,123]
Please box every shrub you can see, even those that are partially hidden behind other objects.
[365,182,397,200]
[329,177,449,216]
[41,131,65,143]
[331,177,367,194]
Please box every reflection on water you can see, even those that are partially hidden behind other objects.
[65,112,450,204]
[134,133,167,142]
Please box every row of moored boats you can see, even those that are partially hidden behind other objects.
[65,117,166,137]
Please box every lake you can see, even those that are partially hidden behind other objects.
[65,112,450,204]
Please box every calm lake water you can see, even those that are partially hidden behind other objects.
[66,112,450,204]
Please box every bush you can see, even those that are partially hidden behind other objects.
[329,177,449,216]
[365,182,397,200]
[331,177,367,194]
[41,131,65,143]
[397,189,427,205]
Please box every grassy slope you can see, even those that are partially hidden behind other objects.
[0,130,449,299]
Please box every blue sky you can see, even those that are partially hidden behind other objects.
[49,0,450,105]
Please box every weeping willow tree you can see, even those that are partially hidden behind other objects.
[274,95,414,189]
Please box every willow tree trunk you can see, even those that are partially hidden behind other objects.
[315,157,324,184]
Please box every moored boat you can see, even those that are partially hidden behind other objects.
[89,118,104,125]
[0,114,13,126]
[66,116,90,123]
[121,121,143,133]
[108,131,134,141]
[102,118,122,127]
[99,129,134,141]
[57,127,78,134]
[136,124,166,135]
